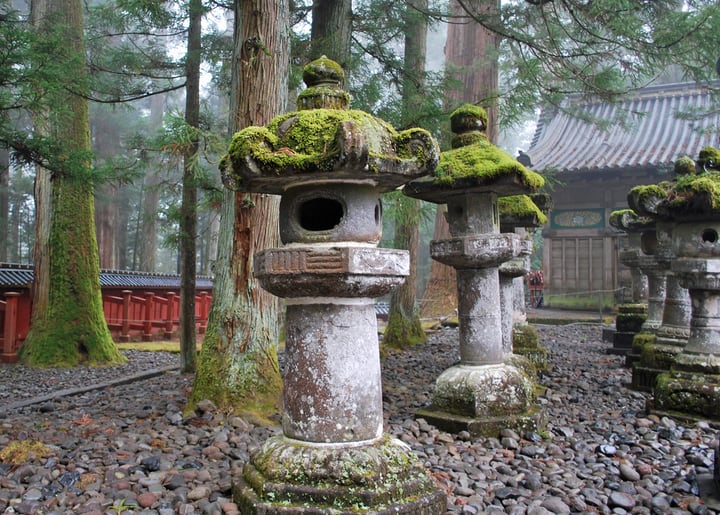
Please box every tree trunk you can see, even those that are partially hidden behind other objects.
[21,0,123,367]
[419,0,499,318]
[310,0,352,69]
[420,205,457,318]
[94,184,119,269]
[137,95,164,272]
[190,0,288,417]
[384,0,428,348]
[0,144,8,262]
[179,0,202,374]
[92,110,122,269]
[445,0,500,141]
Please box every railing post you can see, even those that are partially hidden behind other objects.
[143,292,155,341]
[120,290,132,342]
[1,292,20,364]
[164,292,176,338]
[198,292,210,334]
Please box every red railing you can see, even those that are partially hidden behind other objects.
[0,289,212,363]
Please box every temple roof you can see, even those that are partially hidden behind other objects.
[525,82,720,175]
[0,263,213,289]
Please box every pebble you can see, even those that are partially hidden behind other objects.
[0,324,718,514]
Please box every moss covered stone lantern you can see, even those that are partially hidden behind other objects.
[627,147,720,419]
[607,209,651,362]
[404,104,545,436]
[220,57,445,513]
[610,209,650,304]
[498,194,550,374]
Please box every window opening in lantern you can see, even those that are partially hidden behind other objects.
[299,197,344,231]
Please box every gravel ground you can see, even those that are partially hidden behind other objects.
[0,323,719,514]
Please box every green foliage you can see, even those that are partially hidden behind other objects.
[494,1,720,129]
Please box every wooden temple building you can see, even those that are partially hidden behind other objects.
[523,81,720,310]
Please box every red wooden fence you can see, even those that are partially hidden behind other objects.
[0,290,212,364]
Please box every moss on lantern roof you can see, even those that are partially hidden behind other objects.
[609,209,635,228]
[220,108,438,192]
[698,146,720,171]
[674,156,696,176]
[432,135,544,190]
[626,183,669,217]
[668,171,720,212]
[622,147,720,222]
[450,104,488,135]
[302,55,345,85]
[499,195,548,227]
[609,208,653,232]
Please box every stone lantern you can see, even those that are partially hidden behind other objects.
[404,104,545,436]
[607,209,650,361]
[220,57,445,513]
[610,210,649,304]
[498,194,551,374]
[627,180,691,391]
[628,147,720,419]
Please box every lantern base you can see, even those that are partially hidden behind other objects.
[234,435,446,515]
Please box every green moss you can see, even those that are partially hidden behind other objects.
[0,440,52,465]
[222,109,436,187]
[698,146,720,171]
[433,137,545,189]
[627,184,668,216]
[450,104,488,133]
[674,156,696,175]
[382,311,427,350]
[609,209,636,229]
[512,324,539,349]
[188,323,282,421]
[302,55,345,85]
[499,195,548,226]
[670,172,720,212]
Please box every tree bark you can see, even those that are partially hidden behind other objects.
[21,0,123,366]
[179,0,202,374]
[309,0,352,70]
[419,0,500,318]
[384,0,428,348]
[190,0,288,417]
[445,0,500,141]
[0,143,8,263]
[137,94,165,272]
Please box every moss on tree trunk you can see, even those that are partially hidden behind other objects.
[21,179,124,367]
[20,0,123,367]
[189,0,288,419]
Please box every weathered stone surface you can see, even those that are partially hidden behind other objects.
[282,302,383,443]
[279,183,383,244]
[254,246,408,298]
[431,364,534,417]
[431,233,521,269]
